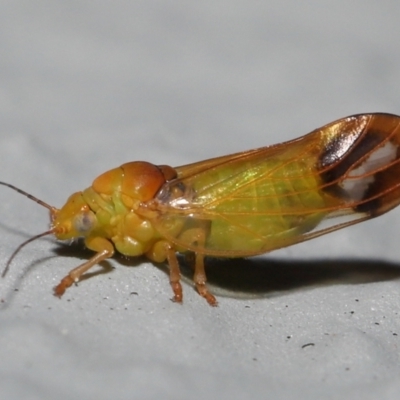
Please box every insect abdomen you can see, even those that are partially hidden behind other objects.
[153,113,400,258]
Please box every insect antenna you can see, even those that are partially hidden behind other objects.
[1,229,55,278]
[0,181,59,277]
[0,181,57,213]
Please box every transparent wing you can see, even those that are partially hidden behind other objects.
[150,113,400,256]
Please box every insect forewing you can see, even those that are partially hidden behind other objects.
[150,113,400,257]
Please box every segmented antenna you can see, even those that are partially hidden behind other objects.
[1,230,54,277]
[0,181,58,277]
[0,181,56,211]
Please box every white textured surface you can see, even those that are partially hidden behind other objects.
[1,2,400,400]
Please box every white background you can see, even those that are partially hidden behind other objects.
[1,2,400,399]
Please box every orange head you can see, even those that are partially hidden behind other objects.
[50,192,97,240]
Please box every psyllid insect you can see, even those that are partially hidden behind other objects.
[2,113,400,305]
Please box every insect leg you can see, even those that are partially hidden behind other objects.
[165,247,183,303]
[146,240,183,303]
[54,237,114,296]
[179,222,217,305]
[193,253,217,306]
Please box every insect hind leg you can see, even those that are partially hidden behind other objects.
[147,239,217,305]
[182,224,217,306]
[193,252,217,306]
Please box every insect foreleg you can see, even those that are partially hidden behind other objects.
[54,237,114,296]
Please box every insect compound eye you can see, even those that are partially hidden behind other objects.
[73,210,96,234]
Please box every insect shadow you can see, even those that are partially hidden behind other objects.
[176,255,400,299]
[57,245,400,300]
[103,249,400,300]
[2,238,400,303]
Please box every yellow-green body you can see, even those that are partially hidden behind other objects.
[153,135,336,256]
[40,113,400,303]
